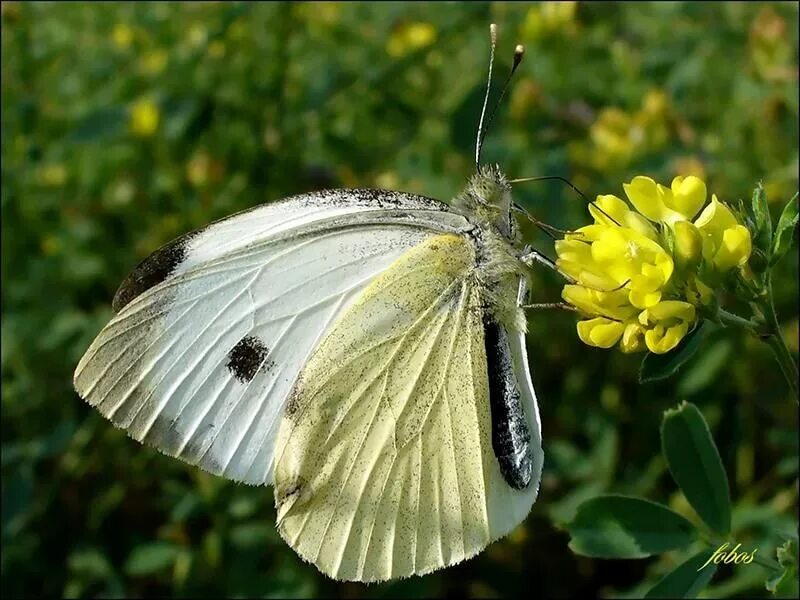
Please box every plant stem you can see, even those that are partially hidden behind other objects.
[718,279,799,401]
[718,309,759,332]
[760,276,799,401]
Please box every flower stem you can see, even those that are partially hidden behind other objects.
[760,277,799,402]
[718,278,799,401]
[718,309,759,331]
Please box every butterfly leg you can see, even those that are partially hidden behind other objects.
[519,246,576,284]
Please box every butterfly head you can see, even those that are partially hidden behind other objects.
[452,163,515,240]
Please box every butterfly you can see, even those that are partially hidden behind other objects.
[74,24,555,582]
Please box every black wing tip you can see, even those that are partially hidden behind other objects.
[111,232,199,313]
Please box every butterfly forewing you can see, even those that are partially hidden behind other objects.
[74,190,470,485]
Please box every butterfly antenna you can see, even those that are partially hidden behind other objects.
[510,175,622,226]
[475,23,498,168]
[510,175,588,203]
[480,44,525,158]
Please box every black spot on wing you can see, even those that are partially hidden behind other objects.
[112,231,199,313]
[226,335,274,383]
[484,317,533,490]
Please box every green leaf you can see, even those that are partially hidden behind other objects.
[645,548,719,598]
[639,324,705,383]
[767,538,799,594]
[565,495,697,558]
[751,182,772,255]
[661,402,731,535]
[771,193,798,266]
[124,542,179,576]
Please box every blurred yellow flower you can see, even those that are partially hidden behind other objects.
[522,2,577,40]
[387,22,437,58]
[589,107,635,169]
[187,154,211,187]
[38,163,67,187]
[694,195,752,271]
[140,50,168,75]
[577,90,672,172]
[208,40,225,59]
[640,89,668,118]
[130,98,160,137]
[188,24,208,48]
[112,23,134,50]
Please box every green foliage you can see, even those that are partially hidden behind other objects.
[772,194,798,266]
[766,538,799,595]
[566,495,696,558]
[2,2,797,598]
[639,324,705,383]
[567,402,796,598]
[661,401,731,535]
[644,548,719,599]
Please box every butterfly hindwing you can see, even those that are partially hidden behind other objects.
[74,190,470,485]
[273,233,543,582]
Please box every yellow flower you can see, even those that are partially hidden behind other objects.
[386,22,437,58]
[577,317,625,349]
[575,316,646,353]
[684,275,717,310]
[694,195,752,271]
[562,285,638,322]
[130,98,160,137]
[557,222,674,310]
[112,23,134,50]
[140,50,168,76]
[623,175,707,224]
[589,194,658,239]
[638,301,697,354]
[522,2,577,40]
[38,163,67,187]
[208,41,225,59]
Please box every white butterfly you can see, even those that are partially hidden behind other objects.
[74,25,551,582]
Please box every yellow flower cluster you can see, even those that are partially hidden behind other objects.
[571,90,670,172]
[129,98,160,138]
[557,175,753,354]
[386,22,437,58]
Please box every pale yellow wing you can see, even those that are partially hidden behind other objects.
[272,233,542,582]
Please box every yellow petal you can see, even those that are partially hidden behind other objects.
[629,287,662,309]
[673,220,703,269]
[624,176,665,221]
[620,322,646,353]
[646,323,689,354]
[577,318,625,348]
[670,175,706,220]
[713,224,752,270]
[648,300,696,322]
[694,194,738,236]
[590,194,630,225]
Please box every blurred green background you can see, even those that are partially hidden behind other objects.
[2,2,798,598]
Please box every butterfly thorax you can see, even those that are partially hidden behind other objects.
[451,164,516,242]
[450,165,528,334]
